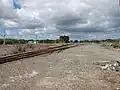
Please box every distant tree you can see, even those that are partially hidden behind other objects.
[44,39,54,43]
[79,40,84,43]
[28,39,34,42]
[70,40,73,43]
[55,39,60,43]
[74,40,78,43]
[19,39,27,44]
[38,40,43,43]
[0,39,3,44]
[94,40,100,43]
[59,36,70,43]
[84,40,89,43]
[5,39,19,44]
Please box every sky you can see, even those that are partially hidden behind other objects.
[0,0,120,40]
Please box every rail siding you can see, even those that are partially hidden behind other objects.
[0,44,78,64]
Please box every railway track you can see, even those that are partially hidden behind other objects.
[0,44,78,64]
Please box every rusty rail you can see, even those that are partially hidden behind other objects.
[0,44,78,64]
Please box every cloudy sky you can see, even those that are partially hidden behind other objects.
[0,0,120,40]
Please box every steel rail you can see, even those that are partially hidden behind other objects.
[0,44,78,64]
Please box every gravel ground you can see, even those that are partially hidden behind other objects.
[0,44,120,90]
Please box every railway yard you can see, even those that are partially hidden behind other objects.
[0,44,120,90]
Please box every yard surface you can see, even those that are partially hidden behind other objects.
[0,44,120,90]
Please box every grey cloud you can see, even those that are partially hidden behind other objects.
[64,28,105,33]
[0,0,120,40]
[56,16,86,26]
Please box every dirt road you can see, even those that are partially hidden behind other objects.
[0,44,120,90]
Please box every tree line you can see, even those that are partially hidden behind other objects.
[0,36,119,45]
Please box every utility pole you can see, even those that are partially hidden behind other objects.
[43,39,44,44]
[3,34,6,45]
[35,34,37,44]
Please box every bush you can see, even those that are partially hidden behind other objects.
[25,44,34,50]
[14,45,26,53]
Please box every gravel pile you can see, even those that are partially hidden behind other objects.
[101,61,120,72]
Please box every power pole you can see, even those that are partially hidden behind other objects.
[43,39,44,44]
[35,34,37,44]
[3,34,6,45]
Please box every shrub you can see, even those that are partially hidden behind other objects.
[25,44,34,50]
[14,45,26,53]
